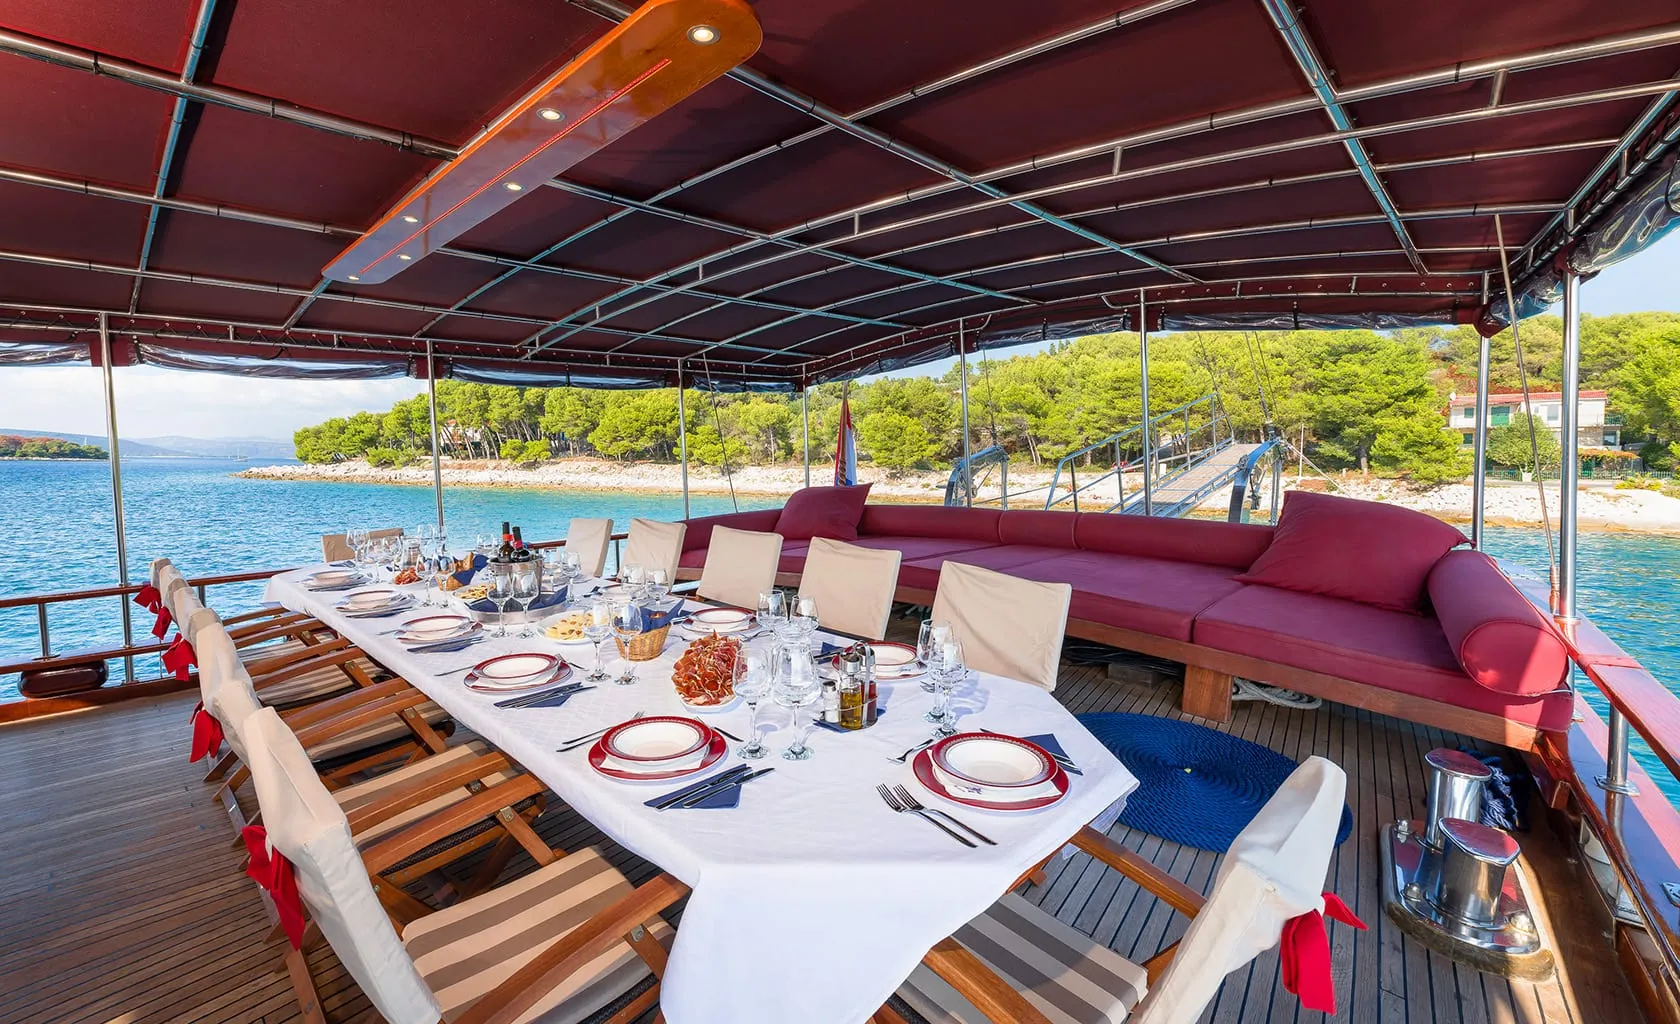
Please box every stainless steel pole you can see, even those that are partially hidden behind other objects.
[1471,332,1492,548]
[97,314,134,682]
[676,362,690,519]
[802,387,811,488]
[1138,292,1154,516]
[958,324,972,507]
[1558,271,1581,621]
[425,339,445,533]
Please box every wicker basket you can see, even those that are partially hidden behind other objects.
[614,625,672,662]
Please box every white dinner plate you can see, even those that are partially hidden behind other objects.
[689,607,755,633]
[397,614,476,642]
[603,716,710,763]
[339,588,405,611]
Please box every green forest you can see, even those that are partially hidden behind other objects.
[292,313,1680,484]
[0,435,106,459]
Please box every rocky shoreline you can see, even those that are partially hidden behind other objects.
[237,458,1680,535]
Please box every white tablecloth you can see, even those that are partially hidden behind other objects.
[268,569,1138,1024]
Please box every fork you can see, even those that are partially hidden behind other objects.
[893,785,996,845]
[888,735,938,763]
[558,711,645,751]
[876,784,975,847]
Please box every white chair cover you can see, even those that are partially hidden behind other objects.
[149,557,173,589]
[165,572,200,626]
[930,561,1071,691]
[622,518,686,582]
[566,517,614,578]
[1130,756,1349,1024]
[322,526,404,563]
[797,537,901,640]
[244,707,443,1024]
[697,526,783,609]
[193,615,243,705]
[182,604,222,646]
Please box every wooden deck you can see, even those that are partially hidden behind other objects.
[0,655,1640,1023]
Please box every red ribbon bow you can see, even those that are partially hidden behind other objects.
[189,701,224,763]
[134,583,163,613]
[242,825,307,949]
[151,605,174,639]
[1280,892,1366,1014]
[162,634,196,681]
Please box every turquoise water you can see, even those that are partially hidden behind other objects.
[2,459,1676,794]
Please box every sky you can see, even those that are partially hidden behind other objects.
[3,232,1677,442]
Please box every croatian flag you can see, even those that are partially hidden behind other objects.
[833,390,857,486]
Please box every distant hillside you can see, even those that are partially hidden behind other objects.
[0,430,294,459]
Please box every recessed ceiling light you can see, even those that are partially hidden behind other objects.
[402,214,419,224]
[504,181,523,192]
[347,275,361,281]
[398,254,413,261]
[538,107,564,122]
[687,24,718,44]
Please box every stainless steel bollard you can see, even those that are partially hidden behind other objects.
[1424,749,1492,849]
[1434,818,1521,928]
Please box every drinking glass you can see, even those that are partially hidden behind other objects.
[756,590,786,635]
[732,649,772,759]
[917,619,950,694]
[773,646,822,761]
[488,567,518,637]
[610,601,642,682]
[793,595,819,645]
[927,638,966,735]
[645,567,670,607]
[582,598,615,683]
[556,549,584,608]
[622,562,646,597]
[513,563,542,638]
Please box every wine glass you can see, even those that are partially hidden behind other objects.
[622,562,646,596]
[610,601,642,683]
[793,595,819,645]
[756,590,785,635]
[732,649,772,759]
[513,562,542,638]
[582,598,615,683]
[917,619,950,694]
[927,637,967,735]
[488,567,518,637]
[645,567,670,608]
[773,645,822,761]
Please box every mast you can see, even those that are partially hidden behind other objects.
[802,386,811,488]
[425,339,444,533]
[1471,276,1492,548]
[958,322,971,507]
[676,361,690,519]
[1138,291,1153,516]
[97,313,134,682]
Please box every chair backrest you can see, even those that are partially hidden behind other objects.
[697,526,783,609]
[244,707,442,1024]
[565,517,614,577]
[156,563,190,619]
[930,561,1070,690]
[797,537,901,640]
[622,518,686,582]
[182,604,222,646]
[322,527,404,563]
[165,571,201,626]
[149,557,173,589]
[1131,757,1349,1024]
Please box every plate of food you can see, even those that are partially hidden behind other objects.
[543,611,594,644]
[672,633,741,711]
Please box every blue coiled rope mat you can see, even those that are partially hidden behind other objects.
[1077,712,1354,853]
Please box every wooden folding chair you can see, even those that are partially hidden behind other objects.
[242,706,687,1024]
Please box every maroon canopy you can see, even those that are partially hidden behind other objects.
[0,0,1675,386]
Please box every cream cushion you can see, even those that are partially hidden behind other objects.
[797,537,901,640]
[322,526,404,563]
[565,517,614,578]
[697,526,783,610]
[930,561,1071,691]
[622,518,686,582]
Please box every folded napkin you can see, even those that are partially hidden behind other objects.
[641,603,685,630]
[465,585,568,615]
[818,642,847,658]
[508,689,581,710]
[449,553,490,586]
[644,768,741,809]
[684,783,743,809]
[810,705,888,733]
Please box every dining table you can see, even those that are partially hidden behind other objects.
[267,567,1140,1024]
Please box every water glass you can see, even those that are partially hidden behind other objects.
[488,568,518,637]
[927,638,966,735]
[773,646,822,761]
[582,598,615,683]
[733,650,772,759]
[757,590,786,634]
[645,567,670,605]
[917,619,950,693]
[513,563,542,637]
[610,601,642,682]
[793,595,819,644]
[623,562,646,596]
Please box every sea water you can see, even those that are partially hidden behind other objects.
[2,458,1676,797]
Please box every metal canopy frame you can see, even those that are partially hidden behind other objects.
[0,3,1674,385]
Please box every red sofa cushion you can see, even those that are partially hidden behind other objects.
[1193,585,1572,731]
[1075,513,1273,571]
[997,509,1077,548]
[858,504,1001,544]
[1017,551,1245,642]
[681,509,783,551]
[775,484,872,541]
[900,545,1069,592]
[1427,550,1570,697]
[1235,491,1467,612]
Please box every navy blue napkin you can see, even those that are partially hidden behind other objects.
[810,704,888,733]
[466,585,568,615]
[644,768,741,808]
[683,783,743,809]
[449,554,490,586]
[1022,733,1082,775]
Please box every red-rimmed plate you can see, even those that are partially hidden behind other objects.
[589,728,726,781]
[831,641,922,680]
[463,653,563,690]
[688,607,755,633]
[397,614,477,643]
[931,733,1055,791]
[912,747,1069,811]
[465,663,571,693]
[338,588,406,611]
[602,715,710,763]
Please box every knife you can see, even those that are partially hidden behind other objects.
[672,767,775,809]
[410,635,486,655]
[493,682,586,708]
[648,765,753,810]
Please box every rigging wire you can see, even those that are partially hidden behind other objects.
[1492,214,1558,602]
[700,357,740,512]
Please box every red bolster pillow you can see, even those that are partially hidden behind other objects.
[1427,550,1570,696]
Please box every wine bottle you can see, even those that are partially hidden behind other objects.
[498,521,514,562]
[512,526,529,561]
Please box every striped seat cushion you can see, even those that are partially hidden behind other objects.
[894,893,1148,1024]
[333,740,521,844]
[238,636,309,662]
[403,847,672,1024]
[253,656,384,707]
[307,701,451,761]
